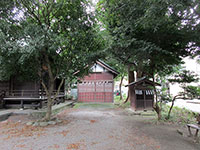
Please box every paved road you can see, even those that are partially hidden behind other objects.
[0,108,199,150]
[167,99,200,113]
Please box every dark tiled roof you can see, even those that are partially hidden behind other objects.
[125,77,161,87]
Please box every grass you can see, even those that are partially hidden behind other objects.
[73,94,130,109]
[160,104,198,125]
[114,95,131,108]
[73,103,117,109]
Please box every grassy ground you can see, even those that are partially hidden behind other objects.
[160,104,198,125]
[114,95,131,108]
[73,102,117,109]
[74,95,198,125]
[114,95,198,125]
[73,95,129,109]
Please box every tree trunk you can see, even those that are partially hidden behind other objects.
[167,99,175,120]
[45,96,53,121]
[43,78,64,121]
[44,79,54,121]
[123,90,129,104]
[119,75,124,100]
[166,95,183,120]
[154,104,162,120]
[152,75,162,120]
[127,65,135,104]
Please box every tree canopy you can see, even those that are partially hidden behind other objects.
[97,0,200,78]
[0,0,104,120]
[97,0,200,120]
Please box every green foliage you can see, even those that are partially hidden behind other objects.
[104,57,127,79]
[183,86,200,99]
[97,0,199,77]
[168,70,199,84]
[0,0,103,82]
[0,0,105,119]
[167,69,199,99]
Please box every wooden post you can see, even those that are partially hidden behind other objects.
[20,100,24,109]
[144,90,146,109]
[39,100,42,108]
[187,126,192,137]
[195,129,199,138]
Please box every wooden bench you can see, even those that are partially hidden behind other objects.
[187,124,200,139]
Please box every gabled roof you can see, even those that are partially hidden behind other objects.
[96,60,119,76]
[125,77,161,87]
[73,60,119,77]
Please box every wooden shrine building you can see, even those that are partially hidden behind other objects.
[125,77,161,110]
[0,77,65,109]
[77,60,119,103]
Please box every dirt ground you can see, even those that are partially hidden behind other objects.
[0,107,199,150]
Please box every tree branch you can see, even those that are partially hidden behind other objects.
[53,78,64,100]
[19,0,43,26]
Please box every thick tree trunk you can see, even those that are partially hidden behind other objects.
[45,96,53,120]
[44,79,54,121]
[43,78,64,121]
[119,76,124,100]
[127,65,135,104]
[154,104,162,120]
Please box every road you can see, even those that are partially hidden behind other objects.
[167,99,200,113]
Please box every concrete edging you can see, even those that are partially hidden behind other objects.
[29,101,75,118]
[0,111,13,121]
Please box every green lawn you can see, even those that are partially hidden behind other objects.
[73,95,130,109]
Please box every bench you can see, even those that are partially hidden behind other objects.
[187,124,200,139]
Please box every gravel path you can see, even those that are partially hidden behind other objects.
[0,108,199,150]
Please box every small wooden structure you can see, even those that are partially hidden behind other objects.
[78,60,119,103]
[0,77,65,109]
[187,124,200,140]
[125,77,161,110]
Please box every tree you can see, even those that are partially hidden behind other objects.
[97,0,200,120]
[166,70,199,119]
[0,0,103,120]
[104,57,127,100]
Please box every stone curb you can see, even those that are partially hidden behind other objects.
[0,111,13,121]
[30,101,75,118]
[0,101,75,121]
